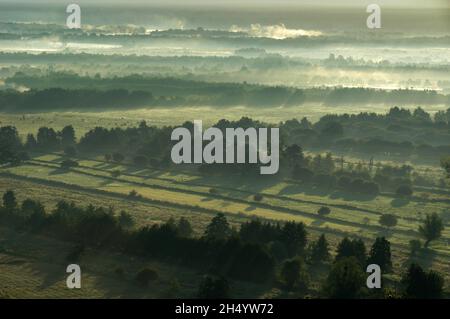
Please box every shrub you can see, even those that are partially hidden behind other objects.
[419,212,444,247]
[118,211,134,228]
[253,194,263,201]
[317,206,331,216]
[60,159,79,169]
[135,268,158,287]
[379,214,398,228]
[112,152,124,163]
[396,184,413,197]
[111,169,121,178]
[324,257,365,298]
[127,190,141,200]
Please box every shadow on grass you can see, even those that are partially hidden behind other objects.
[278,184,329,197]
[49,167,69,175]
[402,247,438,271]
[278,184,376,202]
[311,219,325,227]
[94,162,120,170]
[375,227,394,239]
[391,197,410,207]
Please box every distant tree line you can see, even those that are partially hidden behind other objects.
[0,88,153,112]
[5,72,450,109]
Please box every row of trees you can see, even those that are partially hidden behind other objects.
[2,112,448,186]
[0,88,154,112]
[288,145,420,196]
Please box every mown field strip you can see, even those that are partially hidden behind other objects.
[29,157,450,233]
[33,152,450,211]
[23,161,429,237]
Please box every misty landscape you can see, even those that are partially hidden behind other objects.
[0,0,449,299]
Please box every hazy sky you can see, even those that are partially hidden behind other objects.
[5,0,449,8]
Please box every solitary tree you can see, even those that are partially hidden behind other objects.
[284,144,304,167]
[2,190,17,211]
[324,257,365,299]
[280,221,308,257]
[419,213,444,247]
[112,152,125,163]
[335,237,366,267]
[204,213,232,241]
[317,206,331,217]
[60,125,76,147]
[367,237,392,272]
[309,234,330,264]
[280,258,309,291]
[396,184,413,197]
[379,214,398,229]
[177,217,193,238]
[60,159,79,169]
